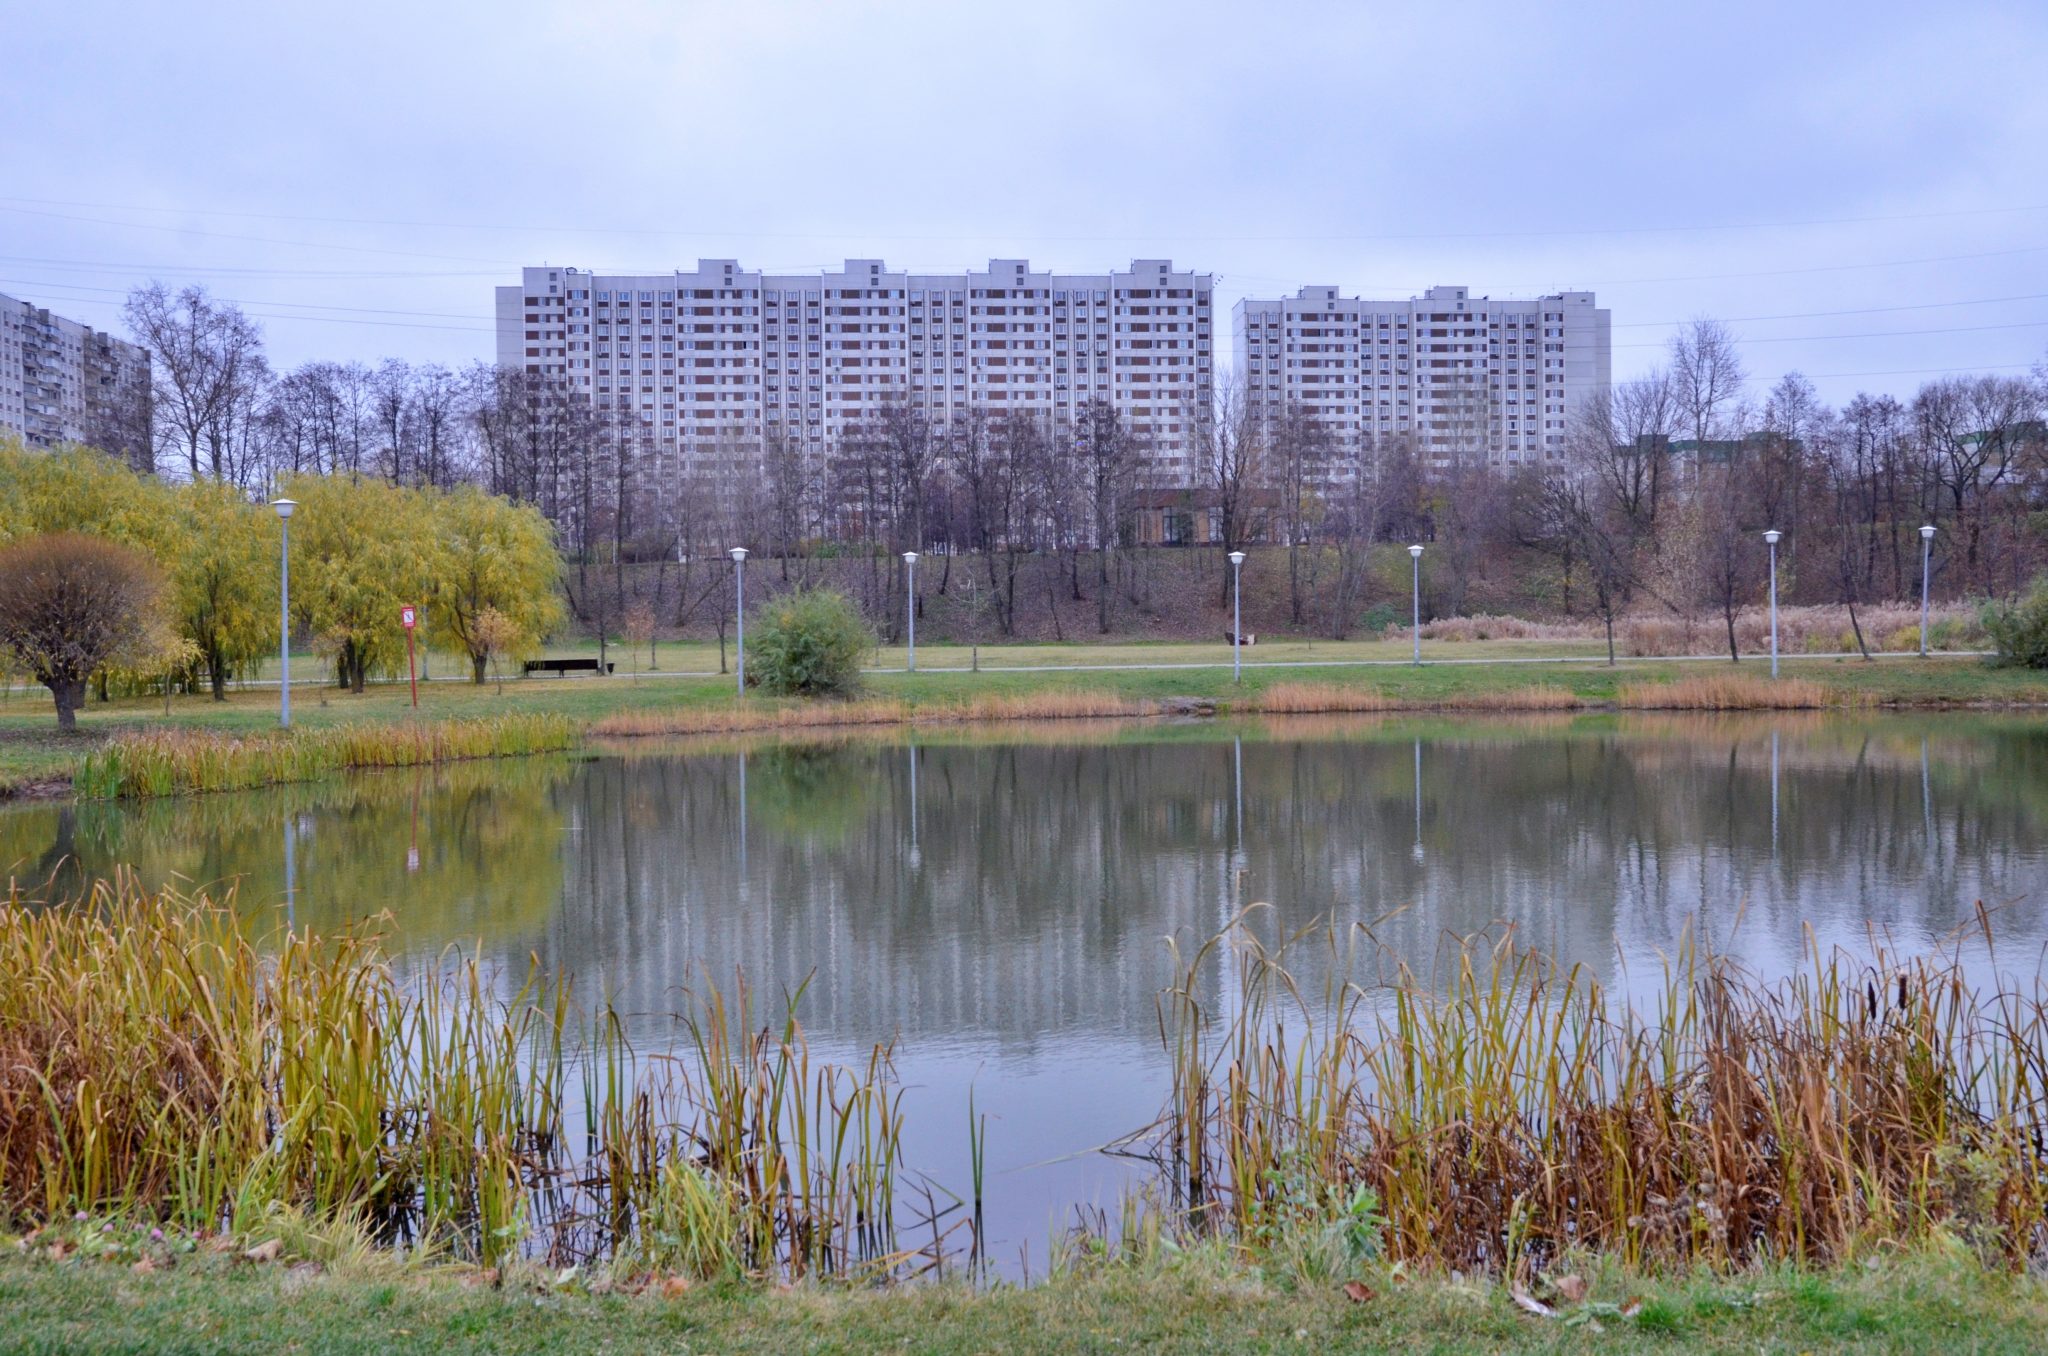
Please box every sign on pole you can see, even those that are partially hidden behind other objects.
[400,604,419,708]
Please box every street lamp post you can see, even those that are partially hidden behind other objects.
[1763,529,1783,678]
[729,547,748,696]
[271,498,296,728]
[1227,550,1246,684]
[1919,524,1937,656]
[1408,544,1424,666]
[902,551,919,672]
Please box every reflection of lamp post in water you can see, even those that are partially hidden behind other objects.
[1770,729,1780,859]
[282,815,297,931]
[1412,738,1424,862]
[736,751,749,886]
[907,741,921,870]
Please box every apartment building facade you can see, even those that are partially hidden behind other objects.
[496,259,1213,487]
[0,292,151,455]
[1233,284,1610,467]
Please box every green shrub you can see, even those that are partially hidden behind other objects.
[1980,577,2048,667]
[1356,602,1401,638]
[749,588,873,697]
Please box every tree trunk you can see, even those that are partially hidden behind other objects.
[209,643,228,701]
[51,677,85,731]
[473,653,489,684]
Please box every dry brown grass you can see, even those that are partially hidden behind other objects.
[1147,915,2048,1274]
[1254,681,1579,714]
[588,691,1155,740]
[1616,673,1844,711]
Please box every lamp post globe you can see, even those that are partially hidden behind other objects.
[1407,544,1424,666]
[729,548,748,696]
[270,499,297,728]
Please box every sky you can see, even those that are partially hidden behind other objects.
[4,0,2046,407]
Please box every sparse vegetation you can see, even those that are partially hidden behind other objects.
[72,714,575,798]
[1982,575,2048,669]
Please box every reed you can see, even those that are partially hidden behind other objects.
[1615,674,1840,711]
[0,883,916,1279]
[1140,911,2048,1275]
[1254,682,1579,714]
[588,690,1152,741]
[72,715,577,799]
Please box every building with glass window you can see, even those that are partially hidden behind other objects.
[0,291,151,455]
[1232,284,1610,466]
[495,259,1214,487]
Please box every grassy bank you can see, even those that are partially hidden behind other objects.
[4,649,2045,798]
[7,889,2046,1280]
[3,1241,2044,1353]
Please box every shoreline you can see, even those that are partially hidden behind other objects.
[6,655,2046,802]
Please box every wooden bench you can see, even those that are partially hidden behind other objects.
[1224,631,1256,647]
[523,658,615,677]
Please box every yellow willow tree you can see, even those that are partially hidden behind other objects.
[0,440,174,554]
[426,484,563,683]
[283,474,439,693]
[168,478,279,700]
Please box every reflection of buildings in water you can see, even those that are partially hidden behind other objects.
[4,721,2044,1049]
[530,724,2048,1049]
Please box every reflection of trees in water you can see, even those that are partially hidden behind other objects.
[535,719,2048,1049]
[7,718,2045,1051]
[0,757,573,949]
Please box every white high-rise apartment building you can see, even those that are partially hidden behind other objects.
[0,291,151,452]
[1233,285,1610,465]
[497,258,1213,485]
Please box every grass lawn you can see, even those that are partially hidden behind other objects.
[3,647,2044,797]
[0,1246,2043,1354]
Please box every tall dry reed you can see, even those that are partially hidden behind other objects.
[73,715,577,799]
[1142,910,2048,1274]
[0,882,921,1278]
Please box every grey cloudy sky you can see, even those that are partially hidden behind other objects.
[5,0,2046,404]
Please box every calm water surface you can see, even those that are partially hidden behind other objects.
[7,712,2047,1266]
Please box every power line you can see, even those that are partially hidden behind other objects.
[1612,292,2048,329]
[0,204,520,268]
[4,192,2047,243]
[1614,319,2048,351]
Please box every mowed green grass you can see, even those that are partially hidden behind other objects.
[1,1246,2043,1355]
[3,650,2043,796]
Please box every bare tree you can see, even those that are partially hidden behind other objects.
[1669,317,1746,465]
[1194,375,1265,605]
[123,283,265,481]
[1913,374,2043,593]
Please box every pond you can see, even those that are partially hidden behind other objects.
[6,712,2047,1269]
